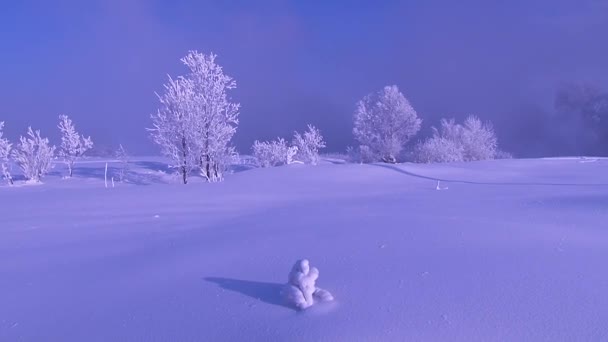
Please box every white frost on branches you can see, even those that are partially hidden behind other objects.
[252,138,298,167]
[149,76,198,184]
[282,259,334,310]
[252,124,325,167]
[149,51,239,184]
[0,122,13,185]
[292,125,326,165]
[58,115,93,177]
[12,127,55,183]
[415,115,498,163]
[353,85,422,163]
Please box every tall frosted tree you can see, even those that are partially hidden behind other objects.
[149,51,239,184]
[182,52,240,182]
[0,122,13,185]
[58,115,93,177]
[149,76,197,184]
[353,85,422,163]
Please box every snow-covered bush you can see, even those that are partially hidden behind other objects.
[460,116,498,161]
[353,85,422,163]
[0,122,13,185]
[252,138,297,167]
[414,136,464,163]
[12,127,55,182]
[496,150,513,159]
[115,144,129,182]
[58,115,93,177]
[292,125,326,165]
[282,259,334,310]
[414,116,498,163]
[149,51,239,184]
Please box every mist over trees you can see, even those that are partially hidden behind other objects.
[553,83,608,155]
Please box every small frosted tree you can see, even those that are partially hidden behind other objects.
[354,85,422,163]
[58,115,93,177]
[252,138,298,167]
[0,122,13,185]
[12,127,55,182]
[292,125,326,165]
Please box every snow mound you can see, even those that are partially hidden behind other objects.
[282,259,334,310]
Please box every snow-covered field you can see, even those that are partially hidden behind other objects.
[1,157,608,341]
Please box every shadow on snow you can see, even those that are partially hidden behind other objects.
[374,163,608,187]
[204,277,293,310]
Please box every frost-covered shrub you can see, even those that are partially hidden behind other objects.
[282,259,334,310]
[58,115,93,177]
[414,136,464,163]
[292,125,326,165]
[0,122,13,185]
[252,138,297,167]
[460,116,497,161]
[12,127,55,182]
[495,150,513,159]
[353,85,422,163]
[415,115,498,163]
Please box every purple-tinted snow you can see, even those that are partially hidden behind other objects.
[1,158,607,341]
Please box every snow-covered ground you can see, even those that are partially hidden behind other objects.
[1,157,608,341]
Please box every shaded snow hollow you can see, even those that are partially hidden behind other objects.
[1,157,608,341]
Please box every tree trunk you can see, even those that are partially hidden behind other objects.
[205,154,211,180]
[182,136,188,184]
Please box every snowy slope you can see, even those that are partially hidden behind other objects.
[1,158,608,341]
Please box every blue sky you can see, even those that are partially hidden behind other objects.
[1,0,607,155]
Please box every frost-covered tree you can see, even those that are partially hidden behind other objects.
[414,116,498,163]
[12,127,55,182]
[149,76,197,184]
[292,125,326,165]
[182,51,240,182]
[0,122,13,185]
[149,51,239,184]
[252,138,297,167]
[57,115,93,177]
[353,85,422,163]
